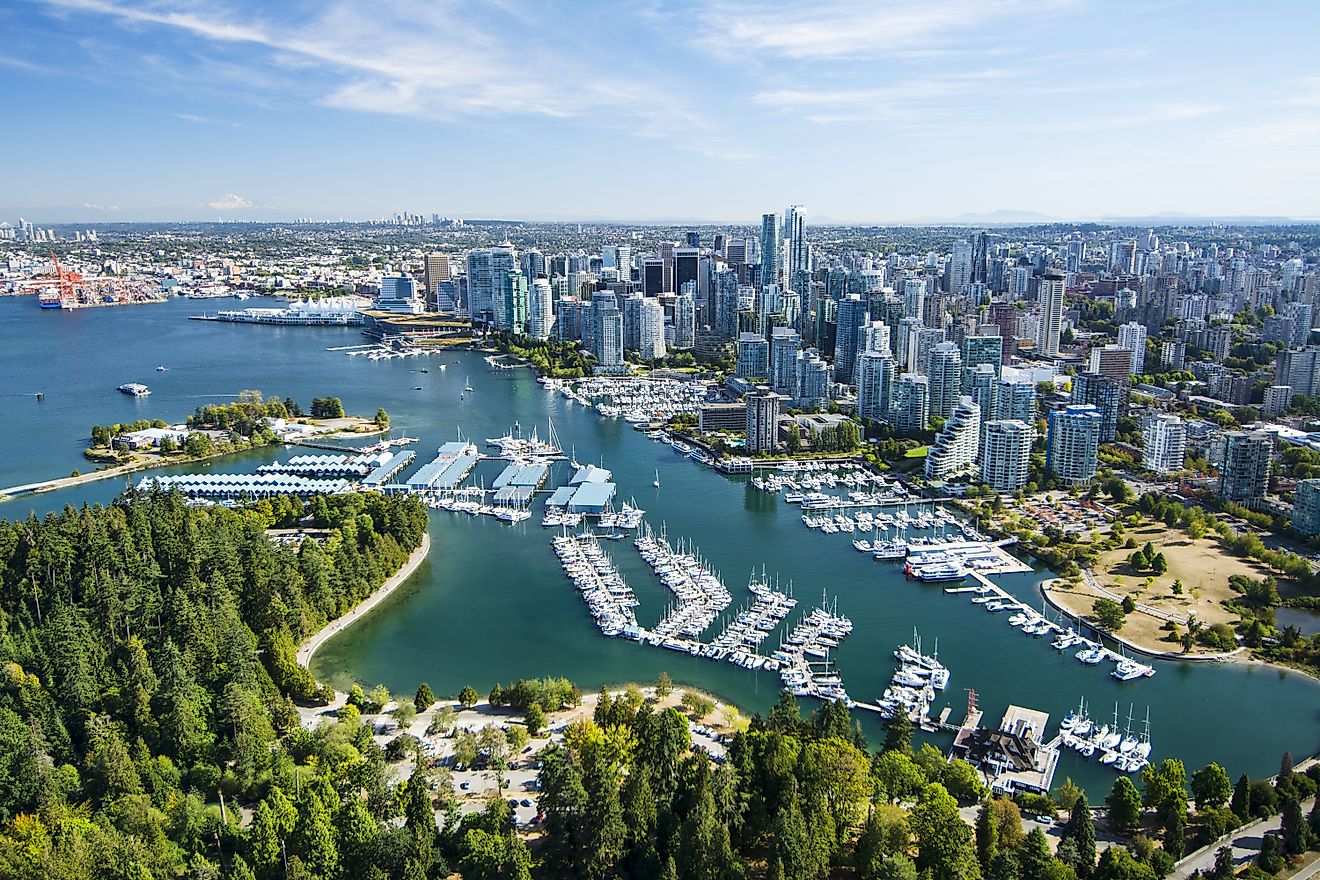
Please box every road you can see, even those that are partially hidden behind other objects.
[1171,796,1315,879]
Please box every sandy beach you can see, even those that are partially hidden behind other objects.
[297,531,432,670]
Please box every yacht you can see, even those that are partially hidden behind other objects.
[1076,645,1107,665]
[1112,659,1153,681]
[905,561,967,583]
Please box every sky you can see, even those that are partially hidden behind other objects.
[3,0,1320,224]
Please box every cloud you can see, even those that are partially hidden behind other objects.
[173,112,240,127]
[693,0,1077,60]
[208,193,252,210]
[81,202,119,211]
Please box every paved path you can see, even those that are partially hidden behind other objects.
[1171,795,1315,879]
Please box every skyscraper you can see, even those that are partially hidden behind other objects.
[1292,479,1320,536]
[997,379,1037,424]
[794,349,830,410]
[925,397,981,481]
[499,268,528,334]
[856,351,895,424]
[833,294,868,386]
[423,252,450,310]
[1141,413,1186,474]
[1046,404,1101,485]
[960,335,1003,392]
[966,363,999,424]
[785,204,808,278]
[673,291,696,350]
[981,420,1034,491]
[759,213,782,291]
[488,246,516,328]
[892,374,930,432]
[1218,431,1273,505]
[466,249,493,318]
[903,278,925,320]
[736,333,769,379]
[1117,322,1147,374]
[908,327,945,376]
[746,389,782,453]
[927,342,963,420]
[1070,372,1123,442]
[528,277,554,340]
[770,327,802,396]
[674,247,700,298]
[639,298,666,360]
[1035,270,1065,357]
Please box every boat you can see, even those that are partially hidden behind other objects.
[156,365,167,372]
[117,383,151,397]
[38,290,63,309]
[464,376,474,392]
[905,561,966,583]
[653,469,660,488]
[1111,659,1153,681]
[1076,645,1107,665]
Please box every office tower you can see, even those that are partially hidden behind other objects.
[997,379,1037,424]
[927,342,963,420]
[903,278,925,319]
[966,363,998,423]
[1035,270,1065,357]
[639,298,666,360]
[674,247,699,298]
[1218,431,1273,504]
[908,327,945,376]
[987,303,1016,364]
[528,277,554,340]
[684,230,700,248]
[833,294,868,385]
[1292,480,1320,536]
[1276,347,1320,398]
[1117,322,1147,374]
[658,241,676,293]
[1065,240,1084,274]
[1089,345,1134,380]
[759,213,782,290]
[785,205,808,278]
[892,374,930,432]
[1161,339,1186,370]
[520,249,546,281]
[856,351,895,423]
[746,390,782,453]
[498,269,528,334]
[466,250,493,317]
[1264,384,1293,417]
[736,332,770,379]
[1070,372,1123,443]
[376,274,423,313]
[960,335,1002,392]
[770,327,802,396]
[673,291,696,350]
[949,240,974,293]
[423,252,450,309]
[641,258,664,296]
[794,349,830,409]
[981,420,1034,491]
[1046,404,1101,486]
[925,397,981,480]
[1141,413,1186,473]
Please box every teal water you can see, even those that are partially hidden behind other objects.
[2,295,1317,798]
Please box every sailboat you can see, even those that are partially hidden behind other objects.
[653,469,660,488]
[464,376,474,392]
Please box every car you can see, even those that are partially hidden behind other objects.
[459,782,469,790]
[520,799,532,807]
[1037,816,1055,826]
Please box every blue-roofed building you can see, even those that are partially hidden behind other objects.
[570,465,612,485]
[568,481,616,513]
[361,451,416,488]
[546,486,576,508]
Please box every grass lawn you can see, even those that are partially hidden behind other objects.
[904,446,929,458]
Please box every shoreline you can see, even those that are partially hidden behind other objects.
[297,531,432,672]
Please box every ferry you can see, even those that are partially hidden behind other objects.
[905,560,966,583]
[117,383,151,397]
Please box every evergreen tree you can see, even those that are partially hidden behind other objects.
[1060,793,1097,878]
[413,683,436,712]
[1282,797,1310,855]
[581,747,626,877]
[1191,763,1232,810]
[676,786,739,880]
[976,801,999,872]
[1230,773,1252,821]
[1164,808,1185,861]
[1257,833,1285,875]
[1019,828,1056,880]
[882,711,914,755]
[771,798,814,880]
[1106,776,1144,833]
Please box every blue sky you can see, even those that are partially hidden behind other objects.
[3,0,1319,223]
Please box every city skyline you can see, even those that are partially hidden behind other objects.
[4,0,1320,222]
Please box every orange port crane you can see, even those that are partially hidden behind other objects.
[48,249,83,306]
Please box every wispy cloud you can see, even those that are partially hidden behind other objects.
[207,193,252,210]
[693,0,1077,60]
[174,111,241,127]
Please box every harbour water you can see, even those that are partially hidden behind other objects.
[2,295,1318,797]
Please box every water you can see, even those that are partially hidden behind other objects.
[2,294,1318,797]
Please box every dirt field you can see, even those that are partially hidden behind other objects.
[1049,522,1286,654]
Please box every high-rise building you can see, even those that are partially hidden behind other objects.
[1264,384,1293,417]
[673,291,696,350]
[746,389,782,453]
[488,246,515,327]
[1276,347,1320,398]
[997,379,1037,424]
[1161,339,1186,370]
[499,269,528,334]
[759,213,782,290]
[770,327,802,396]
[466,249,493,317]
[903,278,925,320]
[925,397,981,480]
[1292,479,1320,536]
[622,294,644,351]
[1088,344,1134,380]
[960,335,1002,391]
[966,363,999,424]
[736,332,770,379]
[856,351,895,424]
[927,342,963,420]
[1141,413,1186,473]
[528,277,554,340]
[659,241,676,293]
[892,374,930,432]
[1070,372,1124,442]
[674,248,700,299]
[423,252,451,309]
[595,309,624,371]
[639,298,666,360]
[641,257,665,297]
[1035,271,1066,357]
[794,349,830,410]
[834,294,868,386]
[1047,404,1101,485]
[908,327,945,376]
[376,273,424,314]
[713,270,740,340]
[1218,431,1273,505]
[785,205,808,278]
[1118,322,1148,374]
[981,420,1034,491]
[949,240,974,293]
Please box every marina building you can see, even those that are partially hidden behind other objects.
[980,420,1033,491]
[1141,413,1186,474]
[406,442,480,491]
[1046,404,1101,486]
[925,397,981,481]
[137,473,350,499]
[698,402,748,433]
[1217,430,1273,505]
[951,704,1058,796]
[1292,479,1320,537]
[746,389,784,453]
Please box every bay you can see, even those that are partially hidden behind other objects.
[2,294,1317,798]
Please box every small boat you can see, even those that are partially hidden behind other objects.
[156,365,167,372]
[464,376,474,392]
[653,469,660,488]
[35,392,44,401]
[413,386,423,390]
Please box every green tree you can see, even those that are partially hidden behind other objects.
[524,703,546,737]
[1282,797,1310,855]
[1230,773,1252,821]
[656,671,673,699]
[1092,846,1156,880]
[872,750,925,804]
[1060,794,1097,878]
[911,783,981,880]
[374,407,390,428]
[458,685,479,709]
[883,711,914,755]
[581,747,626,877]
[414,683,436,712]
[1191,763,1232,810]
[1258,833,1285,874]
[1093,598,1127,631]
[976,801,1000,872]
[1107,776,1144,833]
